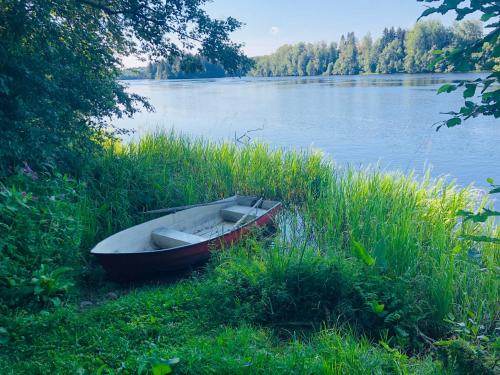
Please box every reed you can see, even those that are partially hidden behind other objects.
[2,131,497,373]
[76,132,498,338]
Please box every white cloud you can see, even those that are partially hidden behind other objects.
[269,26,280,36]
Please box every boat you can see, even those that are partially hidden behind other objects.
[91,195,282,280]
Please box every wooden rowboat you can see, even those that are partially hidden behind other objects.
[91,196,281,280]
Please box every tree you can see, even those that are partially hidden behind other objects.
[404,20,452,73]
[306,59,318,76]
[377,39,405,73]
[0,0,249,173]
[142,54,233,80]
[249,20,486,78]
[249,42,339,77]
[359,33,376,73]
[333,32,360,75]
[451,20,483,49]
[325,62,335,75]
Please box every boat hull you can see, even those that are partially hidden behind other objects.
[93,204,281,280]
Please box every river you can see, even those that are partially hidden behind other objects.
[117,73,499,196]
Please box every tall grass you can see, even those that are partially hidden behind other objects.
[1,131,498,373]
[78,131,497,339]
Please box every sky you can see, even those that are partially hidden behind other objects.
[122,0,459,67]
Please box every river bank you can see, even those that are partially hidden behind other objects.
[1,133,498,374]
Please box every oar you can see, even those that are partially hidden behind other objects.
[232,198,263,229]
[144,195,239,215]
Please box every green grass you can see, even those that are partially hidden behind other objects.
[1,277,446,374]
[1,132,498,374]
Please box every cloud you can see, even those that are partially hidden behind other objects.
[269,26,280,36]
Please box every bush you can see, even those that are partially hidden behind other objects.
[190,238,430,347]
[0,168,82,311]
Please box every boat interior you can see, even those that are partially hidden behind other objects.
[91,196,280,254]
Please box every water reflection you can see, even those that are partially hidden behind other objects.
[117,73,499,197]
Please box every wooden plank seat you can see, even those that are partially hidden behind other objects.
[151,228,205,249]
[220,205,267,223]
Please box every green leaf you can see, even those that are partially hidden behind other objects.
[0,327,9,345]
[371,302,385,314]
[419,8,436,18]
[486,178,494,185]
[96,364,108,375]
[351,239,375,266]
[481,13,495,22]
[152,362,172,375]
[52,266,73,278]
[434,339,453,347]
[446,118,461,127]
[463,84,476,98]
[489,187,500,194]
[437,83,457,94]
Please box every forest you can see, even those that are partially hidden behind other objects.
[250,20,490,76]
[122,19,491,80]
[122,55,231,79]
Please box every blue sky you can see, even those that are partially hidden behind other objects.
[205,0,458,56]
[123,0,460,66]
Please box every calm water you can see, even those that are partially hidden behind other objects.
[117,73,499,192]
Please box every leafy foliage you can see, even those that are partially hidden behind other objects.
[435,311,499,375]
[0,169,82,311]
[333,32,360,75]
[419,0,499,127]
[249,20,484,77]
[420,1,499,243]
[404,20,452,73]
[250,42,338,77]
[121,53,254,80]
[0,0,248,173]
[1,287,446,374]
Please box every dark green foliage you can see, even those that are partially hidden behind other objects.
[198,241,425,346]
[146,54,245,79]
[120,53,253,80]
[0,170,82,311]
[0,0,248,173]
[1,282,445,374]
[435,312,498,375]
[421,1,499,244]
[421,0,499,127]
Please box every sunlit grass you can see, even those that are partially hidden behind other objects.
[81,131,497,333]
[1,131,497,373]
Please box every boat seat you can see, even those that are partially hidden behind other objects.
[151,227,205,249]
[220,205,267,223]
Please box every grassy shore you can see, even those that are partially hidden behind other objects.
[1,132,498,374]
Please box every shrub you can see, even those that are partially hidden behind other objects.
[0,169,82,311]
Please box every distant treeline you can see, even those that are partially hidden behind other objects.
[120,55,232,80]
[250,20,491,76]
[121,20,491,80]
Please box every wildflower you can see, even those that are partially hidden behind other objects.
[22,162,38,180]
